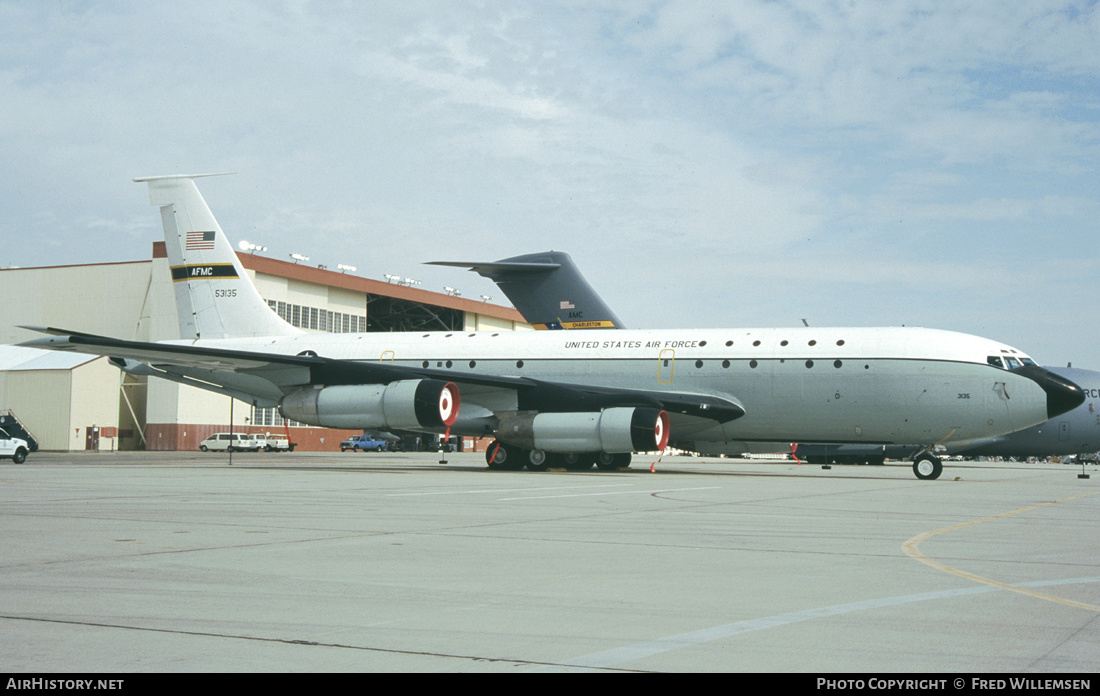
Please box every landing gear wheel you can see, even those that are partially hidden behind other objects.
[913,453,943,480]
[525,449,550,472]
[486,441,507,469]
[486,441,524,470]
[561,452,595,471]
[596,452,632,470]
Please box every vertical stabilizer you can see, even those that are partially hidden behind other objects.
[134,175,302,340]
[428,251,624,330]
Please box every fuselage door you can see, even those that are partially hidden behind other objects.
[380,351,395,364]
[658,349,675,384]
[1059,421,1070,442]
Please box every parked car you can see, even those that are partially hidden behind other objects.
[340,435,388,452]
[0,427,30,463]
[199,433,252,452]
[248,433,295,452]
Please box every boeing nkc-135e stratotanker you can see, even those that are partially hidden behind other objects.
[20,175,1085,479]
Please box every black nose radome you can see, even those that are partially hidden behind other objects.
[1017,366,1086,419]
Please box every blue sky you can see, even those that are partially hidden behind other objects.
[2,1,1098,368]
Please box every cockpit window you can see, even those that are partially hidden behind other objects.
[989,355,1035,370]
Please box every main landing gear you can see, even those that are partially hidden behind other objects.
[485,440,632,472]
[912,451,943,480]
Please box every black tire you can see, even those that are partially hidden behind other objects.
[525,449,550,472]
[486,441,506,469]
[596,452,631,470]
[12,448,26,464]
[200,445,208,452]
[486,442,523,470]
[913,453,943,480]
[562,452,595,471]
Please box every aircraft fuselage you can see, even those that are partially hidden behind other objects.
[183,324,1062,449]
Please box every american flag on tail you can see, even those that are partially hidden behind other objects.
[186,231,216,250]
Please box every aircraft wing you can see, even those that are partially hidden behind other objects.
[22,326,315,371]
[20,327,744,427]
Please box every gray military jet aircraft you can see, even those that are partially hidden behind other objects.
[21,175,1084,480]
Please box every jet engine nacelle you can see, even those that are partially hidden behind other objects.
[279,380,460,430]
[496,407,669,453]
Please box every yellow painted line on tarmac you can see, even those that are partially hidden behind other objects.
[902,492,1100,612]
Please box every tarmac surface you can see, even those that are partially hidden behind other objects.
[1,450,1098,673]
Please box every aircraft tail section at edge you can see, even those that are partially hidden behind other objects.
[429,251,625,330]
[134,174,302,340]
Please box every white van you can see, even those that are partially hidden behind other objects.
[199,433,252,452]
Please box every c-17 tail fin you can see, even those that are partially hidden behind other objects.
[428,251,624,330]
[134,175,302,340]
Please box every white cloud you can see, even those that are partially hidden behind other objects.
[0,0,1097,367]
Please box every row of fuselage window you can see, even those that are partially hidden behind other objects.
[418,333,849,349]
[413,358,862,370]
[257,311,1035,375]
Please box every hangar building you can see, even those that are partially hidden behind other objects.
[0,244,528,452]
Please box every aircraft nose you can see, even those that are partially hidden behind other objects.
[1017,366,1086,418]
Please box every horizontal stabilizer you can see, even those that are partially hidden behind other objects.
[429,259,561,275]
